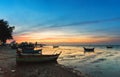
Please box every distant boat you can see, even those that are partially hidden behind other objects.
[53,46,59,48]
[16,52,61,63]
[83,47,94,52]
[106,46,113,48]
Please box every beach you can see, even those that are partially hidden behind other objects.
[0,46,86,77]
[1,45,120,77]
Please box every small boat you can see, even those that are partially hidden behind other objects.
[17,48,42,54]
[22,49,42,54]
[16,52,61,63]
[106,46,113,48]
[53,46,59,48]
[83,47,94,52]
[17,42,42,54]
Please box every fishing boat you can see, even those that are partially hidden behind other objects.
[16,52,61,63]
[106,46,113,48]
[22,49,42,54]
[17,48,42,54]
[53,46,59,48]
[83,47,94,52]
[16,42,61,63]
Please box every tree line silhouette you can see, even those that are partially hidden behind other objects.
[0,19,15,45]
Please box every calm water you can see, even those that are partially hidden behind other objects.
[40,45,120,77]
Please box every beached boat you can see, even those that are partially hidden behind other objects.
[53,46,59,48]
[22,49,42,54]
[83,47,94,52]
[17,48,42,54]
[16,42,43,54]
[16,53,61,63]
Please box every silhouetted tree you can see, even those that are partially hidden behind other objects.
[0,19,15,45]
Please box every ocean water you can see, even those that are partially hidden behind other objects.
[39,45,120,77]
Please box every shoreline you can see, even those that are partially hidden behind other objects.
[0,47,87,77]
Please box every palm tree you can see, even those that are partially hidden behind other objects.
[0,19,15,45]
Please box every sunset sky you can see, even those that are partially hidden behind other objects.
[0,0,120,45]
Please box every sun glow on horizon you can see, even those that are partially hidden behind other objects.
[13,33,117,45]
[11,27,120,45]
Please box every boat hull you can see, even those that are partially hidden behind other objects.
[83,47,94,52]
[16,54,60,63]
[106,46,113,48]
[53,46,59,48]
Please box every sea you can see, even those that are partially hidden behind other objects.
[38,45,120,77]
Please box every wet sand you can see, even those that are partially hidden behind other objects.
[0,47,86,77]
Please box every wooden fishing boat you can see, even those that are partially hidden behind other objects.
[83,47,94,52]
[16,52,61,63]
[53,46,59,48]
[106,46,113,48]
[17,48,42,54]
[22,49,42,54]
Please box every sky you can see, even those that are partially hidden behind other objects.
[0,0,120,45]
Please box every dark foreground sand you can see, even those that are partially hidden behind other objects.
[0,47,87,77]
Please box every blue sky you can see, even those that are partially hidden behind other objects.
[0,0,120,44]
